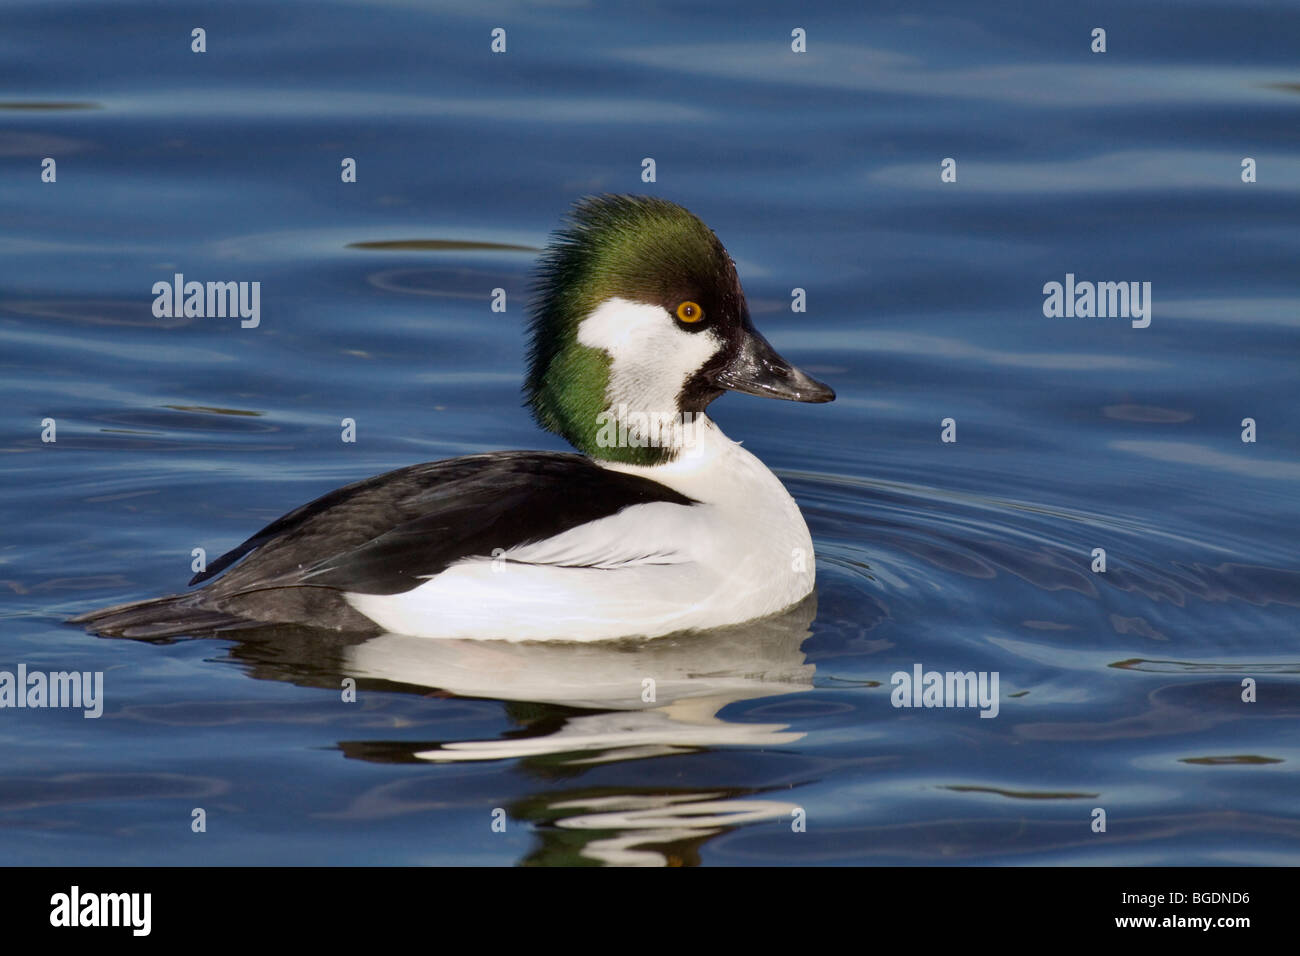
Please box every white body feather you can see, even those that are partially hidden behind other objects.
[344,417,815,641]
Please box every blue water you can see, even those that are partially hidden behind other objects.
[2,0,1298,865]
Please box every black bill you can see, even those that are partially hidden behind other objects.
[713,327,835,403]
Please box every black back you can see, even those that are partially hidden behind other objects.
[192,451,696,597]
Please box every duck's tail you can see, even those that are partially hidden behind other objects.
[69,594,249,640]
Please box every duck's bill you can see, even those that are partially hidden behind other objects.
[713,328,835,403]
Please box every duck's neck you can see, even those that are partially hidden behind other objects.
[596,413,729,479]
[530,360,707,465]
[582,402,709,465]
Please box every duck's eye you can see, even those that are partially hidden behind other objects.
[675,301,704,323]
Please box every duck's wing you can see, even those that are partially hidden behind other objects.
[195,451,695,599]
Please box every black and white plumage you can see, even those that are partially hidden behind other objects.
[73,196,834,642]
[74,452,694,638]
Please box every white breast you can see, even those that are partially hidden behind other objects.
[344,417,816,641]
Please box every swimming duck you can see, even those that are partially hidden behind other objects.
[74,195,834,642]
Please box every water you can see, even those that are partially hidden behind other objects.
[2,0,1298,866]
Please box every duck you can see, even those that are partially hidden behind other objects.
[73,195,835,642]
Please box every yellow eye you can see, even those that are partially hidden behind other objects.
[676,301,704,323]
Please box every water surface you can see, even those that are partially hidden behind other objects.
[1,0,1298,865]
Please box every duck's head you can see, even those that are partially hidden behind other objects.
[525,194,834,465]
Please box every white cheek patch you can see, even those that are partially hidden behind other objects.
[577,296,722,447]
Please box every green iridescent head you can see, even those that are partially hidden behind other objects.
[525,195,834,465]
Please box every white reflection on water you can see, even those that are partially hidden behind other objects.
[796,329,1165,371]
[107,90,712,123]
[617,44,1297,107]
[1110,440,1300,480]
[871,150,1300,193]
[549,793,800,866]
[344,597,818,763]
